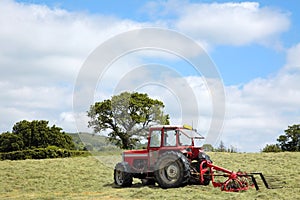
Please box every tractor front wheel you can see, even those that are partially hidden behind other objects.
[114,162,133,187]
[154,151,190,188]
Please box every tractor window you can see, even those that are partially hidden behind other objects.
[149,130,161,148]
[179,131,192,146]
[164,129,177,146]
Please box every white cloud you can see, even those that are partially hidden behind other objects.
[58,112,92,133]
[0,0,144,85]
[144,1,290,47]
[284,43,300,71]
[0,81,73,131]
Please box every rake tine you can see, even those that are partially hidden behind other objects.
[249,175,259,190]
[250,173,270,189]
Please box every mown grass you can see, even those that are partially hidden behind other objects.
[0,152,299,200]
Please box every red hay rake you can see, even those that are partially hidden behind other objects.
[200,160,270,192]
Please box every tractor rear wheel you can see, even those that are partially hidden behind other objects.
[114,162,133,187]
[154,151,190,188]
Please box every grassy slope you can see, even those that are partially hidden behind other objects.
[0,152,299,200]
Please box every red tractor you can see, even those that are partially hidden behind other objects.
[114,125,269,191]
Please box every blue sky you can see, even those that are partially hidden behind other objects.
[1,0,300,152]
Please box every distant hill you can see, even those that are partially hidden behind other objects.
[67,132,147,150]
[67,132,114,151]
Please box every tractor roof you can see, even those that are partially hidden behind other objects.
[150,124,195,129]
[150,124,204,139]
[150,125,185,129]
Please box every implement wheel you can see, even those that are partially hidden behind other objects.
[154,151,190,188]
[114,162,133,187]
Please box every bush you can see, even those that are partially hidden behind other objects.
[0,146,90,160]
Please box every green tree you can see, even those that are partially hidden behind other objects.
[262,144,281,152]
[202,144,214,152]
[0,120,75,152]
[227,145,237,153]
[277,124,300,151]
[0,132,24,152]
[88,92,170,149]
[216,140,226,152]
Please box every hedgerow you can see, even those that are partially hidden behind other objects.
[0,146,90,160]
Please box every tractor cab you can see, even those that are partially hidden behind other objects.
[147,125,206,161]
[148,125,204,147]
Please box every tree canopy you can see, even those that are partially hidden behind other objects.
[87,92,170,149]
[202,144,214,152]
[0,120,74,152]
[261,144,281,153]
[262,124,300,152]
[277,124,300,151]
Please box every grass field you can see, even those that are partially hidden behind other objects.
[1,152,299,200]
